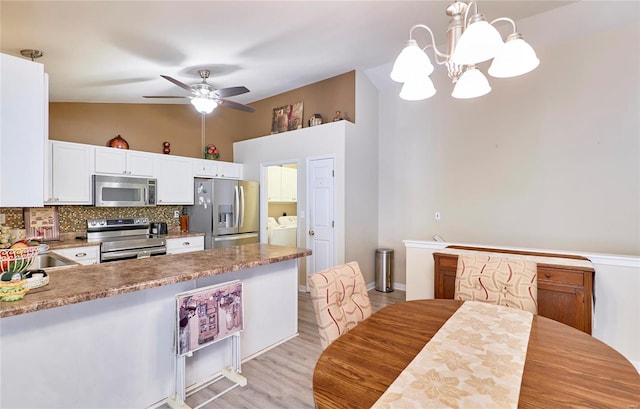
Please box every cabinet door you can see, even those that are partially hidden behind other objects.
[267,166,282,201]
[126,151,155,177]
[0,53,46,207]
[94,147,127,175]
[281,167,297,202]
[218,162,242,179]
[47,141,94,204]
[155,156,193,204]
[192,158,219,177]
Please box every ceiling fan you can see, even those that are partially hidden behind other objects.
[144,69,255,114]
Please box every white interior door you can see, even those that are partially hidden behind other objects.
[306,157,335,285]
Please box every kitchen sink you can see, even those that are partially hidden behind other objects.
[31,253,79,269]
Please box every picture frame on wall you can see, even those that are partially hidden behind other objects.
[271,101,303,134]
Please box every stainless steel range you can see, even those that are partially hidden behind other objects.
[86,217,166,262]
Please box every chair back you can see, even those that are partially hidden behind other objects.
[309,262,372,349]
[455,254,538,314]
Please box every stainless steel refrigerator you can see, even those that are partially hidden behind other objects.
[187,178,260,249]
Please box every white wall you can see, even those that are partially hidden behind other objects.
[345,71,379,278]
[235,73,380,286]
[234,122,348,286]
[371,1,640,285]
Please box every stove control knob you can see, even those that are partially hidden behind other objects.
[89,220,97,226]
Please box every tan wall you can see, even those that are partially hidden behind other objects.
[49,71,355,162]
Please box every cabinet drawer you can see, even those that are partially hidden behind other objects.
[166,236,204,254]
[537,265,584,286]
[52,246,100,265]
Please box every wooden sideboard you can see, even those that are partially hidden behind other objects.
[433,246,595,334]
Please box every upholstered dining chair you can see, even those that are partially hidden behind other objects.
[455,254,538,314]
[309,261,372,349]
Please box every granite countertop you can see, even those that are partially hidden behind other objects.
[46,231,206,251]
[0,243,310,318]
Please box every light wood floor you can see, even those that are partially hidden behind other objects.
[171,289,406,409]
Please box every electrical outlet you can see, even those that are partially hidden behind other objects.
[173,211,180,218]
[0,214,5,224]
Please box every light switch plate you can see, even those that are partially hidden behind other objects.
[0,214,5,224]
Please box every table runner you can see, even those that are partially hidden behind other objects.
[371,301,533,409]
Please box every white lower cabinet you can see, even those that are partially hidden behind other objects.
[166,236,204,254]
[52,245,100,265]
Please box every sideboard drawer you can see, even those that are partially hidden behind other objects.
[538,265,584,286]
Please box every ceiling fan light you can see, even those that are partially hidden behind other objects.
[390,39,434,83]
[399,76,436,100]
[488,34,540,78]
[451,67,491,99]
[191,97,217,114]
[452,16,504,65]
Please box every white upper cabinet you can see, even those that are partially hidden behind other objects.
[193,158,242,179]
[267,166,283,201]
[46,141,94,204]
[281,166,297,202]
[94,147,155,177]
[0,53,47,207]
[267,165,297,202]
[218,161,242,179]
[155,155,193,205]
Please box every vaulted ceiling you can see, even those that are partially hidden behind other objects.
[1,1,570,105]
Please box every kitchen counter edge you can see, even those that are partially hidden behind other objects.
[1,243,310,318]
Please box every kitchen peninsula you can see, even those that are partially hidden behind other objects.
[0,243,310,408]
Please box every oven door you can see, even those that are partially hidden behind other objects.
[101,246,166,262]
[100,236,166,262]
[93,175,155,207]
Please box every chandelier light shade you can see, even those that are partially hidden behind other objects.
[390,39,434,82]
[488,33,540,78]
[451,17,504,65]
[191,97,217,114]
[400,77,437,100]
[390,0,539,101]
[451,66,491,99]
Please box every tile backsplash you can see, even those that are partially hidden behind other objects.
[0,206,182,233]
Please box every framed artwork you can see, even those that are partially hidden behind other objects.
[271,101,303,134]
[176,280,244,356]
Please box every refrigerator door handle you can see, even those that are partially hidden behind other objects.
[239,186,245,228]
[214,233,259,242]
[234,185,240,227]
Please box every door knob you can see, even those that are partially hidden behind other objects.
[309,230,315,236]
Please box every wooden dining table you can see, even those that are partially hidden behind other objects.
[313,299,640,409]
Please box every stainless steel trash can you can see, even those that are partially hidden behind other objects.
[375,248,394,292]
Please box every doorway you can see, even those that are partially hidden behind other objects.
[265,163,298,248]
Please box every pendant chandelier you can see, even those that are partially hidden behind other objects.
[390,1,540,100]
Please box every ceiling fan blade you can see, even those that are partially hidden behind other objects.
[215,86,250,98]
[160,75,194,93]
[218,99,256,113]
[143,95,188,99]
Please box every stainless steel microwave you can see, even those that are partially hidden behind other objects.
[93,175,157,207]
